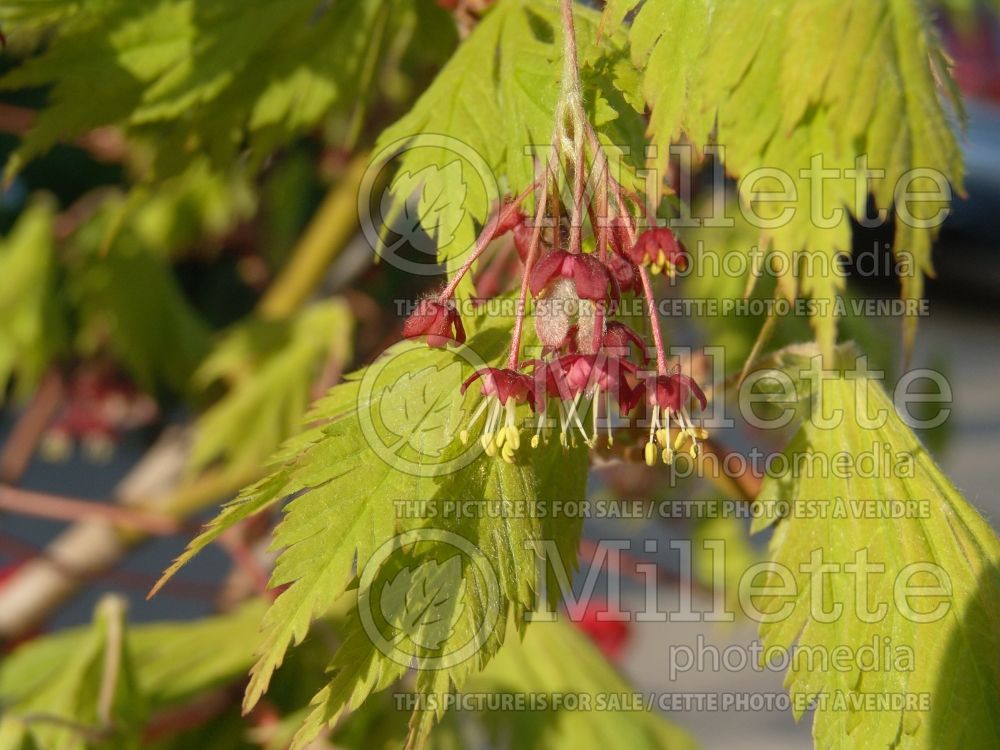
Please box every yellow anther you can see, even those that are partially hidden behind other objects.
[662,448,673,465]
[495,429,507,449]
[656,429,669,446]
[644,442,657,467]
[459,429,469,445]
[501,443,516,464]
[692,427,709,440]
[531,434,540,448]
[689,443,699,459]
[506,425,520,450]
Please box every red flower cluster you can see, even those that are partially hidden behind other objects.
[41,366,158,463]
[401,195,706,465]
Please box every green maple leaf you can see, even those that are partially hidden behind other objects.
[0,197,64,405]
[605,0,964,361]
[750,345,1000,748]
[190,299,354,474]
[385,162,470,256]
[1,0,457,178]
[154,307,590,749]
[0,596,147,750]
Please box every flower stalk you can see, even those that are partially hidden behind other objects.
[402,0,705,465]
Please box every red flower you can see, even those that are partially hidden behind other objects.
[529,250,611,301]
[626,228,688,277]
[617,380,644,415]
[605,251,641,295]
[552,354,640,446]
[646,372,707,413]
[641,369,708,466]
[402,299,466,347]
[601,321,647,362]
[573,598,631,661]
[460,367,539,462]
[560,354,635,398]
[461,367,536,408]
[605,216,635,257]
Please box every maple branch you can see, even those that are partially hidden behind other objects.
[0,486,193,536]
[0,370,64,484]
[257,154,368,320]
[0,428,260,640]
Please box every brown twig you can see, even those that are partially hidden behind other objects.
[0,370,64,484]
[0,428,259,639]
[0,486,194,536]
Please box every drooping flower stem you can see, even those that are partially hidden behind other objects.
[636,265,669,376]
[507,150,558,368]
[583,124,670,376]
[560,0,587,258]
[507,0,587,369]
[552,0,671,378]
[568,129,587,255]
[408,0,707,463]
[437,180,537,303]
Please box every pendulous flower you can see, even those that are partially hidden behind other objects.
[605,251,642,295]
[460,367,538,463]
[641,369,708,466]
[544,353,638,448]
[529,250,612,301]
[626,228,688,277]
[402,298,466,348]
[601,321,647,362]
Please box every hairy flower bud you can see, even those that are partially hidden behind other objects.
[534,277,578,349]
[576,298,606,355]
